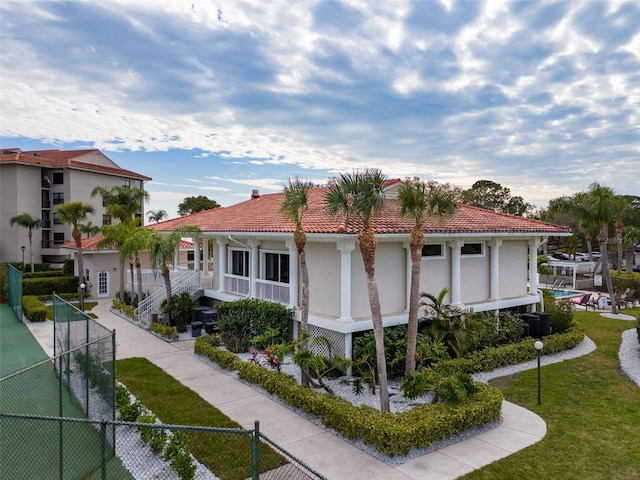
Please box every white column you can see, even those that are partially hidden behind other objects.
[202,239,209,274]
[173,244,179,270]
[529,238,539,294]
[337,239,356,322]
[403,242,411,312]
[488,239,502,300]
[248,238,260,298]
[193,236,201,272]
[449,239,464,306]
[217,237,228,292]
[286,239,299,308]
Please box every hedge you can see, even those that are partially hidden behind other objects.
[194,336,502,457]
[22,276,79,296]
[22,295,47,322]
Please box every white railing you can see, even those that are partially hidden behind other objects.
[127,269,194,287]
[135,270,201,327]
[256,279,290,304]
[224,274,250,296]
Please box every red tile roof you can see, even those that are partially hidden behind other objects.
[0,148,151,181]
[61,235,193,251]
[150,186,569,236]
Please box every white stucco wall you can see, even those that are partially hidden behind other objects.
[499,240,529,297]
[306,243,341,318]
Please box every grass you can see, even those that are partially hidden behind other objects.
[462,308,640,480]
[117,357,287,480]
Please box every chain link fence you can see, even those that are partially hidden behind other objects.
[0,413,327,480]
[8,263,22,320]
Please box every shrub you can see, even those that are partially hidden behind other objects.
[22,276,79,296]
[161,292,197,333]
[112,299,136,319]
[472,311,526,348]
[217,299,293,353]
[22,295,47,321]
[151,322,179,341]
[194,336,502,457]
[541,289,574,333]
[353,325,449,379]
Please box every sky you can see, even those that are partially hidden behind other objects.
[1,0,639,221]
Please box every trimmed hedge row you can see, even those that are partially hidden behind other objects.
[22,295,47,322]
[22,276,79,296]
[432,323,585,376]
[194,337,503,457]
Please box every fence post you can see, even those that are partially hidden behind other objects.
[59,355,64,480]
[101,421,107,480]
[252,420,260,480]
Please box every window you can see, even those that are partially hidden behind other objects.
[98,271,109,296]
[122,180,130,189]
[53,232,65,245]
[231,250,249,277]
[52,192,64,205]
[53,172,64,184]
[264,252,289,283]
[422,244,444,258]
[53,212,61,225]
[102,215,112,226]
[461,243,484,256]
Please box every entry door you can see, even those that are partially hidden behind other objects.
[97,271,109,297]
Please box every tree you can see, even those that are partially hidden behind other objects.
[56,202,95,297]
[551,183,624,313]
[623,227,640,275]
[92,185,149,298]
[80,221,100,237]
[280,178,314,386]
[9,213,42,272]
[397,178,457,375]
[461,180,533,216]
[147,226,201,302]
[120,226,153,305]
[147,209,168,224]
[325,169,390,412]
[178,196,220,216]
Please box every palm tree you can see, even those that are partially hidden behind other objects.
[397,179,457,375]
[623,227,640,275]
[553,183,623,313]
[80,221,100,237]
[9,213,42,272]
[147,226,201,302]
[280,178,313,385]
[92,185,149,298]
[97,223,130,297]
[615,217,624,276]
[147,209,168,224]
[325,169,390,412]
[120,226,153,304]
[56,202,95,295]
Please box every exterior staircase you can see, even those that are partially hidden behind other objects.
[135,269,202,327]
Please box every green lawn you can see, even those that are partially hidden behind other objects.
[117,358,287,480]
[463,308,640,480]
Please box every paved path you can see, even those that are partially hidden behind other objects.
[24,300,546,480]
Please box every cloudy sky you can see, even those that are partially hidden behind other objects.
[1,0,638,220]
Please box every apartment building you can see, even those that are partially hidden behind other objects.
[0,148,151,266]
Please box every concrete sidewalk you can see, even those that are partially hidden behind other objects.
[25,300,546,480]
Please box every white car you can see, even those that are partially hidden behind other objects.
[573,253,590,262]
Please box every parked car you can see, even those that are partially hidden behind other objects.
[591,252,601,260]
[634,265,640,273]
[550,252,570,261]
[573,253,589,262]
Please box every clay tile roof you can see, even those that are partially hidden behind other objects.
[61,235,193,251]
[0,148,151,181]
[150,185,569,236]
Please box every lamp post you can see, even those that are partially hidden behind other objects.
[534,340,544,405]
[79,282,86,312]
[21,246,25,270]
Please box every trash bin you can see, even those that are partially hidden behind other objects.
[191,321,203,337]
[192,306,209,323]
[520,313,540,338]
[537,312,551,336]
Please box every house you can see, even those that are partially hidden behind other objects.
[60,235,194,299]
[149,183,570,359]
[0,148,151,266]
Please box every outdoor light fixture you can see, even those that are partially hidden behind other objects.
[80,282,86,312]
[534,340,544,405]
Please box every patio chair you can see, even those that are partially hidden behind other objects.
[609,291,630,309]
[571,293,595,311]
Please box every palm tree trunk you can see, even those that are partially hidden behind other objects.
[405,227,423,375]
[599,226,617,314]
[119,258,126,298]
[359,227,390,412]
[136,254,144,305]
[73,227,84,304]
[28,230,35,273]
[299,248,310,387]
[129,255,135,302]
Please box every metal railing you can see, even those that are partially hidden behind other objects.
[135,270,201,327]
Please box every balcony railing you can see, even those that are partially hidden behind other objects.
[224,274,250,296]
[256,279,290,304]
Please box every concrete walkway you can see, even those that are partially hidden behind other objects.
[25,300,546,480]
